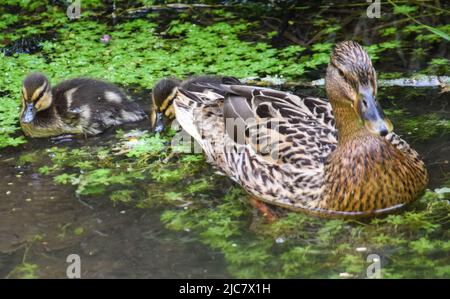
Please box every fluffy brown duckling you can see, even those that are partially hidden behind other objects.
[20,73,146,138]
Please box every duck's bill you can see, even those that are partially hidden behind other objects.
[357,92,393,137]
[150,108,157,128]
[150,109,165,133]
[21,103,36,123]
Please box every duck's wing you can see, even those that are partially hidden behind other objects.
[174,84,338,210]
[385,133,422,160]
[385,133,428,185]
[181,75,241,92]
[222,85,337,165]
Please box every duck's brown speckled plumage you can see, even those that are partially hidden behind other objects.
[20,73,146,138]
[161,41,429,218]
[321,131,427,215]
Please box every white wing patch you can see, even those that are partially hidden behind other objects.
[105,91,123,103]
[64,87,78,108]
[120,110,138,122]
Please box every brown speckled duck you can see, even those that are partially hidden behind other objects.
[154,41,428,218]
[20,73,146,138]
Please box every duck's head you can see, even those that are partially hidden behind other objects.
[150,78,180,130]
[325,41,392,137]
[21,73,53,123]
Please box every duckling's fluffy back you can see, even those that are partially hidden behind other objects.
[53,78,146,135]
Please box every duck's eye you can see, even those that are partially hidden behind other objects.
[362,99,368,109]
[338,69,345,78]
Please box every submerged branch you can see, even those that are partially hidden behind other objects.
[242,76,450,88]
[119,3,226,16]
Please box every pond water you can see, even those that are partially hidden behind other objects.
[0,85,448,278]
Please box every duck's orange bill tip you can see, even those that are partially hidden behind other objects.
[357,91,393,137]
[385,117,394,132]
[364,118,393,137]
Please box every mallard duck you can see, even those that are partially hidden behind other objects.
[150,75,241,129]
[157,41,429,218]
[20,73,146,138]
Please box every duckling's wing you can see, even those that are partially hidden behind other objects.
[55,79,146,135]
[174,84,338,209]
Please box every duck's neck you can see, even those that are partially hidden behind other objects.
[322,100,416,214]
[331,101,367,145]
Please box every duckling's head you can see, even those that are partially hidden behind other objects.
[21,73,53,123]
[325,41,392,137]
[151,78,180,129]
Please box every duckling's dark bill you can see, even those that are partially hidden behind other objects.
[153,111,165,133]
[21,103,36,123]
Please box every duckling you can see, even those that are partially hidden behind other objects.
[150,75,241,129]
[20,73,146,138]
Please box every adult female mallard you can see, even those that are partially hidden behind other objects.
[155,41,429,218]
[20,73,146,138]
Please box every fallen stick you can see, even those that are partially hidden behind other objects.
[242,76,450,88]
[120,3,227,16]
